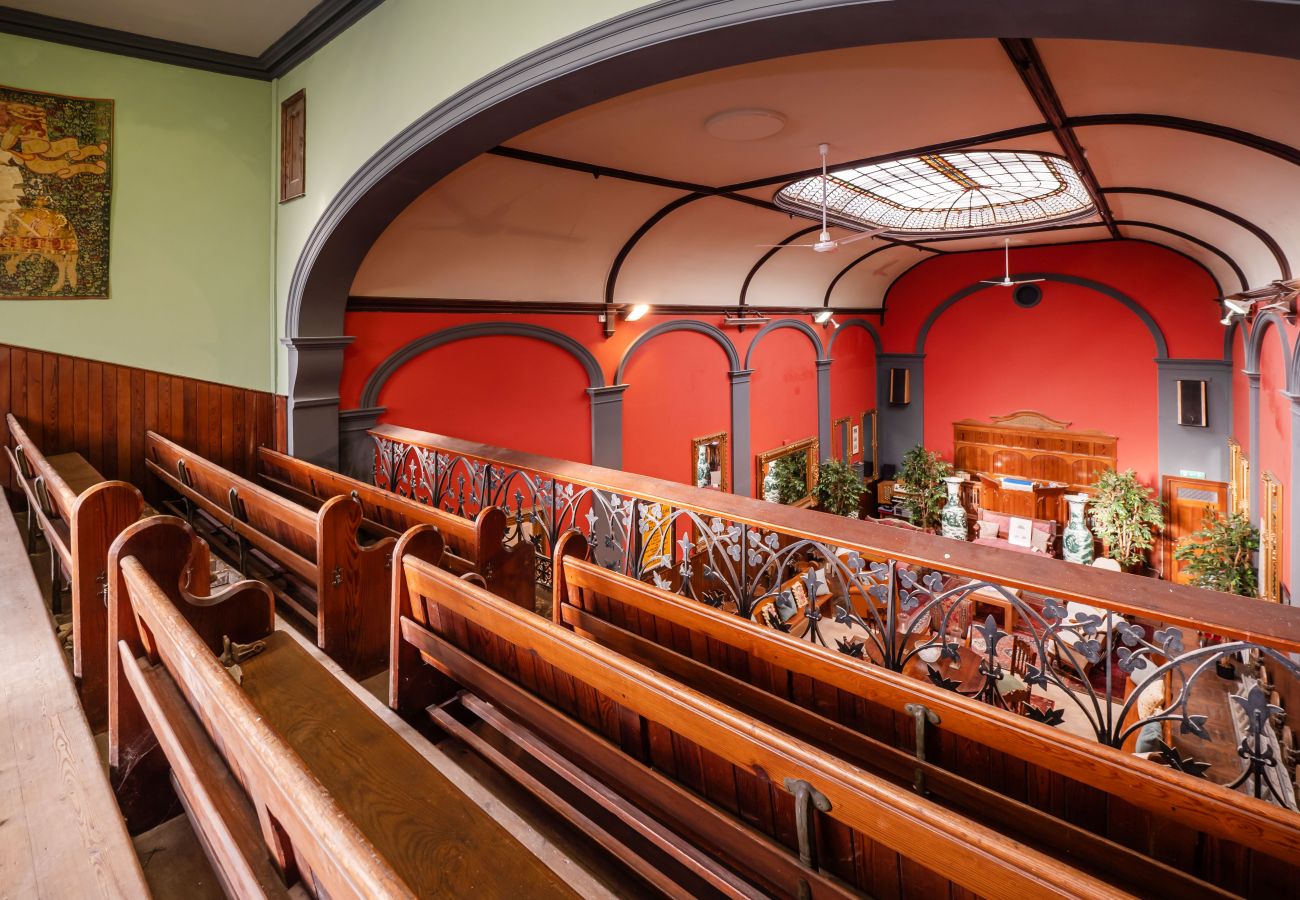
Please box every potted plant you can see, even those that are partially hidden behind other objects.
[1173,511,1259,597]
[813,458,865,518]
[897,445,953,531]
[769,453,809,505]
[1088,469,1164,571]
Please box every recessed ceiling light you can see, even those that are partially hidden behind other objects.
[704,108,786,141]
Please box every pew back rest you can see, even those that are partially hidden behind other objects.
[115,531,415,899]
[6,412,80,523]
[556,552,1300,872]
[400,554,1121,900]
[147,432,319,567]
[256,446,489,563]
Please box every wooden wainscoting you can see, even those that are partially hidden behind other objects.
[0,343,286,496]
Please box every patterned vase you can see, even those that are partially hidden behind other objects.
[1062,493,1095,564]
[940,476,968,540]
[762,463,780,503]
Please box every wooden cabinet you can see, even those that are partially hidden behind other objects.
[953,410,1116,497]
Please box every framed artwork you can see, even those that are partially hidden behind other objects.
[1007,516,1033,548]
[1,84,113,299]
[691,432,728,491]
[280,89,306,202]
[851,424,861,456]
[832,416,850,461]
[756,437,818,506]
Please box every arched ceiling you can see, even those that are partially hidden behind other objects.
[350,37,1300,312]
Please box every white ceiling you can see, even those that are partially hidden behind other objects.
[353,37,1300,309]
[7,0,320,56]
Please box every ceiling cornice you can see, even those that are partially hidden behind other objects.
[0,0,384,80]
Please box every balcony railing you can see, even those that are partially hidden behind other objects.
[370,423,1300,816]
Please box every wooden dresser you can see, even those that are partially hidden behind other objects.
[953,411,1117,497]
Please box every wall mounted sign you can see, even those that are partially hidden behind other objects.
[1,84,113,299]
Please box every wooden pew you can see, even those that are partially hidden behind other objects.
[554,541,1300,897]
[392,533,1135,900]
[4,412,143,728]
[145,430,393,677]
[255,445,534,609]
[106,516,576,898]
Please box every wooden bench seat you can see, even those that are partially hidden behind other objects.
[392,529,1135,900]
[256,446,534,609]
[5,412,144,728]
[108,516,576,898]
[553,539,1300,897]
[146,430,397,677]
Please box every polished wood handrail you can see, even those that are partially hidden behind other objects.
[372,424,1300,653]
[7,413,79,516]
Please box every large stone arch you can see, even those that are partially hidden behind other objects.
[285,0,1300,465]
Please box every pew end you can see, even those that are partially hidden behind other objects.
[388,523,452,718]
[107,516,274,832]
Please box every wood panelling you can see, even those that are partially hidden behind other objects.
[0,343,285,497]
[953,410,1118,495]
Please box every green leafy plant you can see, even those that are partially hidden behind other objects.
[1173,511,1259,596]
[1088,469,1164,569]
[813,458,865,517]
[897,445,952,531]
[770,452,809,505]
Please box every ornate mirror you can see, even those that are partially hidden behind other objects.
[691,432,728,491]
[861,408,879,478]
[756,437,818,506]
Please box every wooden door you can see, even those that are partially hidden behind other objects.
[1162,476,1229,584]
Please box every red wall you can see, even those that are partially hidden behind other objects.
[621,328,732,483]
[342,309,866,491]
[829,325,877,463]
[881,241,1222,487]
[1256,320,1293,590]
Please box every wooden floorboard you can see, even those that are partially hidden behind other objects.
[0,493,150,899]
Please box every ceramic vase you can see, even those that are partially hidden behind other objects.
[762,463,780,504]
[940,476,968,540]
[1062,493,1095,564]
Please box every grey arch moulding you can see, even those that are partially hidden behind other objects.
[914,273,1169,358]
[342,322,621,474]
[285,0,1300,467]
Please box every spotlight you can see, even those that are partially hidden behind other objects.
[625,303,651,322]
[1223,298,1252,317]
[812,309,833,324]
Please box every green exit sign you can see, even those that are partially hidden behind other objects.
[1179,469,1206,479]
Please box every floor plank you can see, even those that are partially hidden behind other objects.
[0,493,150,899]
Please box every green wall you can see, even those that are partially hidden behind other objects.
[273,0,643,392]
[0,34,274,390]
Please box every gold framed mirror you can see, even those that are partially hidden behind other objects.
[691,432,728,491]
[756,437,818,507]
[832,416,850,461]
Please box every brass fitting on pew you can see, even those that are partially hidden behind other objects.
[903,703,941,796]
[782,777,831,874]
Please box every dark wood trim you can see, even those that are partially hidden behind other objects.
[737,225,821,308]
[346,296,883,317]
[1112,221,1246,293]
[1103,186,1290,280]
[488,145,720,196]
[0,0,383,80]
[999,38,1120,239]
[1067,113,1300,169]
[603,193,705,306]
[823,244,910,307]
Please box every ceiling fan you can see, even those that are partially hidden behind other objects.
[757,143,887,253]
[981,238,1044,287]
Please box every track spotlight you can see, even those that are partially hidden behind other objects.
[625,303,651,322]
[812,309,833,324]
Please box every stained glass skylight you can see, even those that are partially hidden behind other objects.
[774,150,1096,237]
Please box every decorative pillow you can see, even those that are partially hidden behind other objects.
[976,520,999,539]
[1030,529,1050,554]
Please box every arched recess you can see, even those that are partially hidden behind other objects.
[923,276,1163,482]
[339,322,614,477]
[826,321,879,465]
[1246,311,1296,383]
[285,0,1300,466]
[916,274,1169,358]
[615,321,747,490]
[1250,313,1295,597]
[747,323,827,489]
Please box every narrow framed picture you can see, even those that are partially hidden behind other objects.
[851,424,861,455]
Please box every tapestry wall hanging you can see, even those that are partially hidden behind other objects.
[0,84,112,299]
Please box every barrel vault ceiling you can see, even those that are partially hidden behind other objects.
[350,37,1300,313]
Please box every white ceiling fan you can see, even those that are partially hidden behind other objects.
[981,238,1045,287]
[757,143,887,253]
